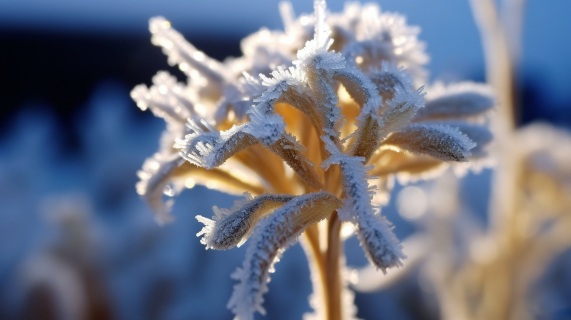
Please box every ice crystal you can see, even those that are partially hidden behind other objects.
[132,1,494,319]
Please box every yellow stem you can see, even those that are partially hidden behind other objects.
[325,213,342,320]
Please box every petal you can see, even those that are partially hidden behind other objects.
[356,213,406,273]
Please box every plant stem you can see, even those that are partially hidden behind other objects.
[325,213,342,320]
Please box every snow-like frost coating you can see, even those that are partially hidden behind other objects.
[132,0,495,318]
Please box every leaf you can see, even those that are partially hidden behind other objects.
[149,17,226,90]
[136,153,265,225]
[413,82,495,122]
[351,234,427,292]
[176,118,322,189]
[382,124,476,162]
[227,191,342,320]
[423,121,493,158]
[321,138,405,271]
[196,193,296,250]
[130,71,196,124]
[356,212,406,273]
[369,149,447,184]
[175,120,258,169]
[368,62,414,101]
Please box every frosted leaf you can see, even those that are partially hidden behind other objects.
[351,234,427,292]
[414,82,495,122]
[370,150,448,184]
[175,120,258,169]
[333,67,382,159]
[197,193,295,250]
[382,124,476,162]
[136,152,267,225]
[267,133,323,189]
[339,7,428,81]
[347,83,424,161]
[356,212,406,273]
[321,138,405,271]
[228,191,343,320]
[176,119,322,189]
[136,153,183,225]
[377,86,426,139]
[130,71,196,124]
[244,109,287,146]
[295,1,347,75]
[423,121,493,158]
[368,61,414,101]
[149,17,227,88]
[259,66,305,91]
[333,67,381,110]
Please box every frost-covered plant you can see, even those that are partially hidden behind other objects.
[132,1,494,319]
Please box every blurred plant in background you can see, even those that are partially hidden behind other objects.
[351,1,571,319]
[131,1,494,319]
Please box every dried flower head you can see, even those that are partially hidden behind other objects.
[131,1,494,319]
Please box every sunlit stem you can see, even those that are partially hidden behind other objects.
[469,0,527,319]
[325,214,343,320]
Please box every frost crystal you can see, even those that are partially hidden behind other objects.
[132,1,494,319]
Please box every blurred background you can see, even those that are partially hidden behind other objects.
[1,0,570,319]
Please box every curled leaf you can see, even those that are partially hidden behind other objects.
[130,71,195,124]
[228,191,342,320]
[368,62,414,101]
[321,138,405,271]
[196,193,295,250]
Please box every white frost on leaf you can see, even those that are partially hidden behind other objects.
[136,153,184,225]
[227,191,342,320]
[423,121,494,159]
[196,193,295,250]
[149,16,227,88]
[321,138,405,272]
[383,124,477,162]
[414,81,496,122]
